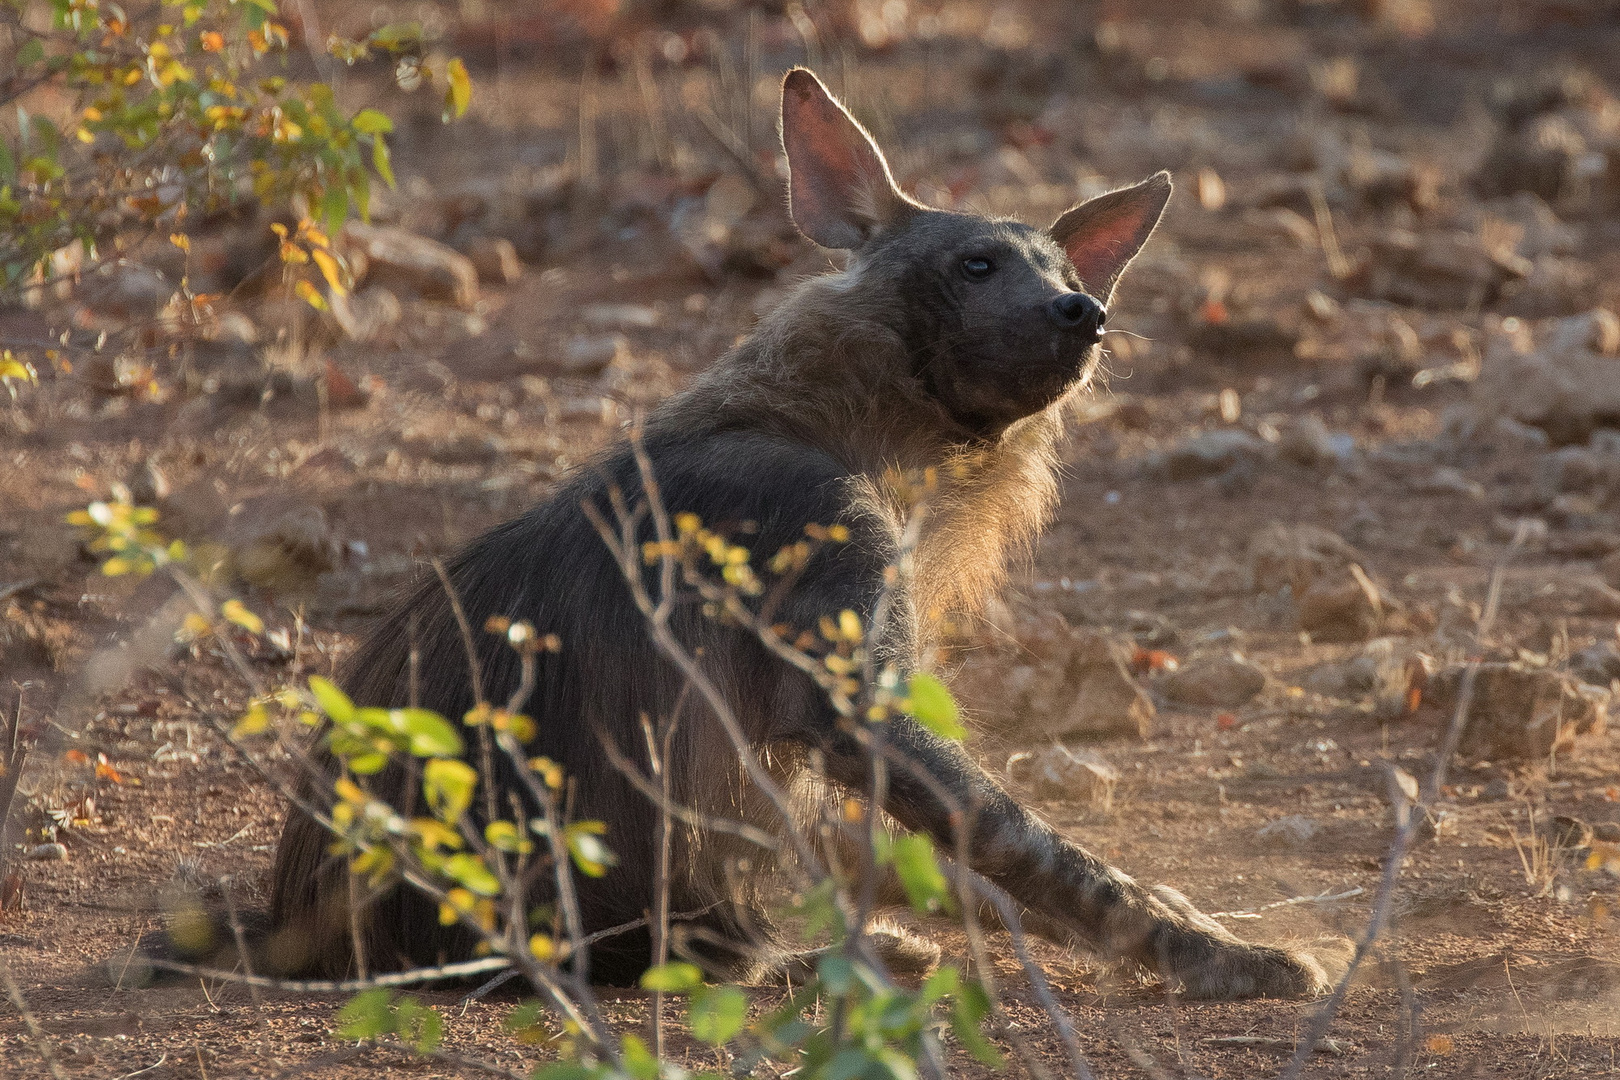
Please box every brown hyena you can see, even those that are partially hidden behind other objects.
[268,68,1346,999]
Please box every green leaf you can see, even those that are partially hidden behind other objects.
[371,133,395,189]
[951,980,1004,1067]
[532,1065,593,1080]
[398,708,463,758]
[905,673,965,740]
[348,751,390,775]
[874,1047,921,1080]
[919,964,959,1005]
[393,997,444,1053]
[0,141,13,184]
[351,108,393,134]
[334,987,395,1039]
[888,834,951,914]
[639,961,703,993]
[321,183,349,235]
[444,57,471,120]
[443,852,500,896]
[690,984,748,1046]
[16,39,43,68]
[619,1034,659,1080]
[308,675,355,725]
[822,1048,871,1080]
[483,819,530,852]
[816,953,854,995]
[423,758,478,822]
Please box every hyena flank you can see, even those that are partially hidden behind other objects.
[268,68,1346,999]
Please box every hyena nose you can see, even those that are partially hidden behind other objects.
[1048,292,1106,338]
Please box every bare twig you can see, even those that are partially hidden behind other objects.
[1277,523,1530,1080]
[0,955,68,1080]
[967,873,1098,1080]
[1208,887,1365,920]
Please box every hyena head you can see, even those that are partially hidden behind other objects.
[781,67,1171,439]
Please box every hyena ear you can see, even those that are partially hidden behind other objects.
[780,68,913,251]
[1049,171,1173,303]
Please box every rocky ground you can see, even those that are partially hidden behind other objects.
[3,0,1620,1076]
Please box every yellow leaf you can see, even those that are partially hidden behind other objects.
[444,57,471,119]
[294,279,327,311]
[334,777,367,805]
[231,706,270,739]
[170,233,190,253]
[310,248,347,296]
[529,933,555,961]
[220,599,264,634]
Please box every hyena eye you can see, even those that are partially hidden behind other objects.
[961,256,995,280]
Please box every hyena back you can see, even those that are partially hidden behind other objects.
[269,68,1344,999]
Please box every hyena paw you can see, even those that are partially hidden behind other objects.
[1171,938,1349,1000]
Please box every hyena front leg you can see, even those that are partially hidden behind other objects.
[825,719,1343,1000]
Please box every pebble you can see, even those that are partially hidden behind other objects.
[1164,654,1267,708]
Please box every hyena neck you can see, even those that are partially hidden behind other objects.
[660,271,1066,633]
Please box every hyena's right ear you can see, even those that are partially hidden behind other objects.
[1049,171,1173,304]
[780,68,914,251]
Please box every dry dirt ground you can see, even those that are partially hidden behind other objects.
[4,0,1620,1077]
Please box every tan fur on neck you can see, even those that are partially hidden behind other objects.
[657,269,1076,653]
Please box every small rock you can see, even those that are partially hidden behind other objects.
[1249,523,1364,595]
[1164,654,1267,708]
[580,303,661,330]
[1470,310,1620,446]
[1474,111,1589,203]
[79,261,177,318]
[1424,662,1610,759]
[1301,637,1429,718]
[1352,228,1530,311]
[1411,466,1485,499]
[1539,446,1620,497]
[1187,318,1301,368]
[1472,193,1581,259]
[1593,822,1620,843]
[25,843,68,861]
[462,236,522,286]
[220,496,337,596]
[1298,565,1385,642]
[1600,550,1620,588]
[1006,746,1120,809]
[556,333,628,376]
[1279,415,1339,468]
[1498,255,1597,319]
[1256,815,1320,848]
[341,222,479,309]
[1158,429,1273,481]
[1488,415,1552,453]
[296,446,357,474]
[951,614,1155,741]
[327,285,403,344]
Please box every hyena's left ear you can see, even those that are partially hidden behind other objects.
[780,68,915,251]
[1049,171,1172,303]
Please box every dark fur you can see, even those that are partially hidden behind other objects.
[265,70,1343,998]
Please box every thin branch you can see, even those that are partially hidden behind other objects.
[0,955,68,1080]
[1277,523,1530,1080]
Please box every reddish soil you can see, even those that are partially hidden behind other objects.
[3,1,1620,1077]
